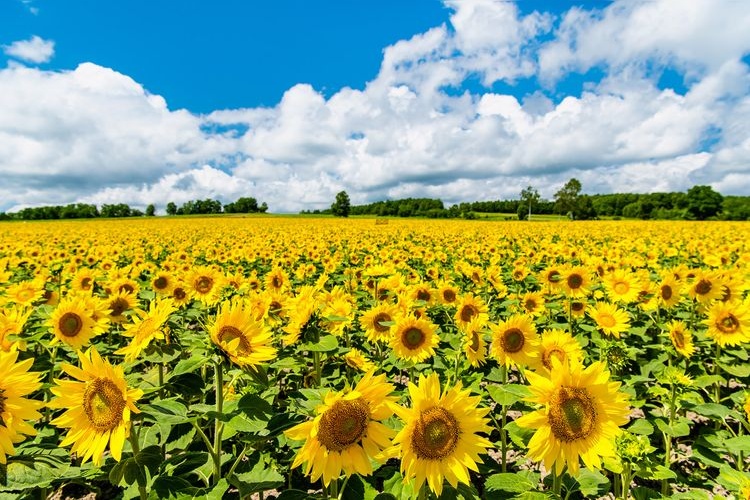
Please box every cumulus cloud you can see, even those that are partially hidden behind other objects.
[2,0,750,214]
[3,35,54,63]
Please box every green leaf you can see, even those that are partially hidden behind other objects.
[1,449,70,491]
[692,375,723,388]
[152,476,193,498]
[632,486,661,500]
[719,361,750,377]
[628,419,654,435]
[204,478,231,500]
[649,465,677,480]
[301,334,338,352]
[142,399,193,425]
[654,418,690,437]
[372,495,398,500]
[172,355,209,376]
[575,468,610,496]
[230,456,284,496]
[341,473,366,500]
[692,403,731,420]
[135,445,163,476]
[484,473,535,493]
[724,436,750,453]
[716,465,750,490]
[486,384,531,406]
[382,471,416,499]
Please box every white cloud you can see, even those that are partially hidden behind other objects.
[3,0,750,214]
[3,35,54,64]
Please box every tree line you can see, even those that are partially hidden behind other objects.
[320,182,750,221]
[0,197,268,221]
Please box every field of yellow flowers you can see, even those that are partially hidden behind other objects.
[0,217,749,500]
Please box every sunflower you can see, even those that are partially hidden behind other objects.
[108,277,140,297]
[320,296,353,337]
[0,305,33,352]
[285,372,396,486]
[4,280,44,306]
[570,300,587,318]
[490,314,540,369]
[185,266,223,306]
[519,291,546,317]
[603,269,640,303]
[390,372,492,496]
[265,266,289,293]
[150,271,175,295]
[516,358,630,476]
[657,275,682,309]
[49,348,142,466]
[359,303,399,343]
[105,290,138,323]
[114,299,176,361]
[666,320,695,358]
[0,348,44,464]
[587,302,630,338]
[454,294,489,330]
[538,328,583,374]
[70,268,98,294]
[562,267,591,298]
[282,285,320,345]
[207,300,277,367]
[391,316,439,363]
[344,348,376,373]
[409,283,436,306]
[170,281,192,307]
[436,282,459,306]
[703,301,750,347]
[688,270,725,304]
[462,319,487,367]
[48,296,99,349]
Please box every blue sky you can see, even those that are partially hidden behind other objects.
[1,0,749,212]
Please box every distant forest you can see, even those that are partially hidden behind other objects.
[3,182,750,222]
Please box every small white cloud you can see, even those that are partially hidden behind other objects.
[3,35,55,64]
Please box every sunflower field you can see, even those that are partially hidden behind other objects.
[0,217,749,500]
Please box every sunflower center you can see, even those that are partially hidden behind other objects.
[548,386,597,442]
[460,304,477,323]
[717,314,740,333]
[470,331,480,352]
[218,325,252,354]
[83,378,126,432]
[269,301,282,314]
[672,329,685,348]
[613,282,629,295]
[411,407,460,460]
[196,277,213,293]
[271,276,282,289]
[119,284,135,294]
[694,279,712,295]
[524,299,537,311]
[501,328,525,353]
[442,289,456,303]
[571,302,584,313]
[567,274,583,289]
[598,314,616,328]
[373,312,392,332]
[317,398,370,452]
[81,277,93,290]
[548,270,561,283]
[417,289,431,302]
[59,312,83,337]
[154,277,168,290]
[402,327,426,350]
[542,347,567,370]
[110,298,129,317]
[661,285,673,300]
[173,287,187,300]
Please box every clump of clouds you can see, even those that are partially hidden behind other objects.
[2,0,750,213]
[3,35,54,64]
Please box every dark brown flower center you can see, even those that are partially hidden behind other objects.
[411,407,460,460]
[442,289,456,303]
[470,331,481,352]
[81,277,92,290]
[173,287,187,300]
[548,386,597,442]
[548,270,561,283]
[661,285,673,300]
[109,298,129,317]
[542,346,567,370]
[153,277,168,290]
[218,325,251,355]
[373,312,392,333]
[460,304,477,323]
[195,276,213,294]
[83,378,125,432]
[416,289,431,302]
[671,328,685,349]
[717,314,740,334]
[59,312,83,337]
[567,274,583,290]
[402,327,426,350]
[694,279,712,295]
[317,398,370,452]
[501,327,525,353]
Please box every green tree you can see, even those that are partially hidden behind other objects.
[520,185,540,220]
[554,178,582,218]
[331,191,351,217]
[685,185,723,220]
[166,202,177,215]
[146,204,156,216]
[259,201,268,213]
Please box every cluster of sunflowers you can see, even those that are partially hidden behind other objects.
[0,217,749,499]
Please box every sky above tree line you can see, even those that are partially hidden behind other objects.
[1,0,749,213]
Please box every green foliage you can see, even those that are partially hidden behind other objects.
[685,185,723,220]
[331,190,351,217]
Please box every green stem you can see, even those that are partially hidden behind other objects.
[227,444,249,477]
[500,365,508,473]
[661,384,676,496]
[552,466,562,496]
[213,360,224,486]
[338,475,352,500]
[158,361,164,399]
[127,425,148,500]
[621,463,631,500]
[713,343,722,404]
[417,483,427,500]
[329,478,339,498]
